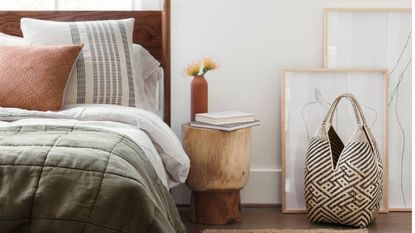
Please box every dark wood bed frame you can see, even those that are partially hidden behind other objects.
[0,0,171,125]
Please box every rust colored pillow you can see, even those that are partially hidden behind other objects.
[0,44,83,111]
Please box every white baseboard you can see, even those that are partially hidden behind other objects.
[171,169,282,205]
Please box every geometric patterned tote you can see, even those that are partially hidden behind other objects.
[304,93,383,228]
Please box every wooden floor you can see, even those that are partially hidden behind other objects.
[179,207,411,233]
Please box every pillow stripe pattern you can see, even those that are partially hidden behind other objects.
[107,22,123,105]
[101,22,118,105]
[68,23,86,103]
[117,21,135,107]
[97,23,111,104]
[21,18,138,107]
[87,23,104,103]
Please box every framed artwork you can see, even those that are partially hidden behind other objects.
[281,68,388,213]
[324,8,412,211]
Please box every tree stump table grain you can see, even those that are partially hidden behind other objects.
[183,124,252,225]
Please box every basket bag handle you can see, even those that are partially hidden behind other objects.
[322,93,378,156]
[322,93,368,127]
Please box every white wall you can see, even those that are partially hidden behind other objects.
[170,0,411,204]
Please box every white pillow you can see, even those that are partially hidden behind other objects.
[0,33,27,45]
[132,44,161,112]
[132,43,160,80]
[21,18,141,108]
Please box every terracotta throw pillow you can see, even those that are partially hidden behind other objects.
[0,44,83,111]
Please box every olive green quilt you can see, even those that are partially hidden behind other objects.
[0,125,186,233]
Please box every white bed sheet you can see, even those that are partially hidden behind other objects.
[0,104,190,189]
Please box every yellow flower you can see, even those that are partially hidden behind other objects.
[186,62,201,77]
[202,58,219,72]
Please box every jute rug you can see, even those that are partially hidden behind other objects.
[202,229,368,233]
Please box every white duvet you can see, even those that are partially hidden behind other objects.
[0,104,190,189]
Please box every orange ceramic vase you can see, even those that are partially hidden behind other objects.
[191,75,208,121]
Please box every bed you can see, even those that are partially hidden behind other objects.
[0,1,189,232]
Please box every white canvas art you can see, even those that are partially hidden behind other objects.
[281,69,388,212]
[325,9,412,210]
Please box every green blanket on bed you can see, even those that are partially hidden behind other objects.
[0,125,186,233]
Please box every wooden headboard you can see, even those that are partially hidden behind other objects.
[0,0,171,125]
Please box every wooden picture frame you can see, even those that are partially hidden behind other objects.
[281,68,389,213]
[324,8,412,211]
[323,8,411,68]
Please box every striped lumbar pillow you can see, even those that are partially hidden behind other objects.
[21,18,140,107]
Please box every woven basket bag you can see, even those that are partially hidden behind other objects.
[304,93,383,228]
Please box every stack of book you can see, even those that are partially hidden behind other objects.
[190,111,259,131]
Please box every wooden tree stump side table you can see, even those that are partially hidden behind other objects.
[182,124,252,225]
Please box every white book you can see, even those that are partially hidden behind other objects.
[195,111,256,125]
[190,120,260,131]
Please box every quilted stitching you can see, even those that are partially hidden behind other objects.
[0,125,186,233]
[81,135,126,233]
[27,127,74,232]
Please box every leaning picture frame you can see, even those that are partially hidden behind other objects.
[324,8,412,211]
[281,68,389,213]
